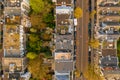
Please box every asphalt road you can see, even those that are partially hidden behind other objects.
[75,0,89,80]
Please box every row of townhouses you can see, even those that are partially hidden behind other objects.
[96,0,120,80]
[53,0,75,80]
[0,0,31,79]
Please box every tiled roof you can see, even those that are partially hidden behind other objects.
[55,61,73,73]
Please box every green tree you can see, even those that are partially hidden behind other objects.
[29,34,39,42]
[30,0,44,14]
[30,28,37,33]
[27,52,37,59]
[28,55,52,80]
[74,7,83,18]
[43,13,54,23]
[117,39,120,51]
[41,33,51,41]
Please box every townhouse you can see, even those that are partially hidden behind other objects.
[53,0,75,80]
[96,0,120,79]
[2,0,30,79]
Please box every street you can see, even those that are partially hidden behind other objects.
[75,0,89,80]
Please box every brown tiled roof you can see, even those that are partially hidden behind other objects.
[56,0,71,5]
[102,49,117,57]
[56,14,70,26]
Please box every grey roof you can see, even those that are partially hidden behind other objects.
[55,34,74,50]
[102,49,117,57]
[9,73,20,80]
[55,61,73,73]
[101,57,118,67]
[103,70,120,75]
[56,74,69,80]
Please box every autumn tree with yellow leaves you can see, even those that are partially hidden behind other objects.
[74,7,83,18]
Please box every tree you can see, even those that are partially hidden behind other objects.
[90,10,96,18]
[30,0,44,14]
[27,52,37,59]
[28,55,52,80]
[74,70,80,78]
[30,28,37,33]
[117,39,120,51]
[29,34,39,42]
[41,33,51,41]
[74,7,83,18]
[84,65,103,80]
[89,39,99,49]
[30,14,46,30]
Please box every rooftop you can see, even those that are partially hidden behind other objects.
[56,74,70,80]
[5,15,21,25]
[2,57,27,72]
[56,0,72,5]
[101,57,118,67]
[102,49,117,57]
[3,25,24,57]
[55,61,73,73]
[4,0,21,7]
[4,8,21,16]
[54,52,72,60]
[56,6,73,14]
[55,34,74,50]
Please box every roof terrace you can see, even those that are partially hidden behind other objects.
[2,57,27,72]
[5,15,21,25]
[54,52,72,60]
[4,0,21,7]
[3,25,24,57]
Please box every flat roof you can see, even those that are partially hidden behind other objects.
[55,61,73,73]
[56,74,70,80]
[3,25,24,57]
[101,57,118,67]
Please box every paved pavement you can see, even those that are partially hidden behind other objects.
[75,0,89,80]
[90,0,95,65]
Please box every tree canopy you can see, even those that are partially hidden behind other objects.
[26,52,37,59]
[30,0,44,14]
[74,7,83,18]
[84,65,103,80]
[90,10,96,18]
[117,39,120,51]
[89,39,99,49]
[28,55,51,80]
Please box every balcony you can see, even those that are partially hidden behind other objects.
[99,11,120,16]
[99,2,120,7]
[100,21,120,26]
